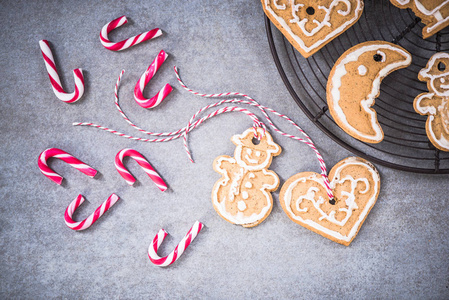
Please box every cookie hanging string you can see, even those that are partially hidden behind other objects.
[173,67,335,203]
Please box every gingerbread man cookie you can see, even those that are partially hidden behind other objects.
[262,0,364,58]
[414,52,449,152]
[279,157,380,246]
[390,0,449,39]
[212,128,281,228]
[327,41,412,143]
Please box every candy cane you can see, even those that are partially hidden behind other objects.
[115,148,167,191]
[100,15,162,51]
[39,40,85,103]
[38,148,97,185]
[174,67,335,201]
[64,194,120,231]
[148,221,204,267]
[134,50,173,108]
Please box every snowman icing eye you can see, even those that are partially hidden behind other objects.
[358,65,367,76]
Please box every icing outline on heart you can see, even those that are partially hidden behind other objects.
[279,157,380,246]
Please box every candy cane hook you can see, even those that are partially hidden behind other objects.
[148,221,204,267]
[100,15,162,51]
[38,148,97,185]
[115,148,167,191]
[39,40,85,103]
[65,194,120,231]
[134,50,173,108]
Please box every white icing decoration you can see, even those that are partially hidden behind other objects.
[212,129,280,226]
[282,157,380,242]
[273,0,286,10]
[441,77,445,83]
[419,52,449,97]
[415,93,449,150]
[256,151,261,157]
[245,181,252,188]
[231,128,280,171]
[290,0,352,37]
[264,0,363,54]
[393,0,449,34]
[238,201,247,211]
[330,43,412,142]
[358,65,367,76]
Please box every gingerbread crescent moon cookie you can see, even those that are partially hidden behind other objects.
[212,128,281,228]
[390,0,449,39]
[279,157,380,246]
[414,52,449,151]
[262,0,364,58]
[326,41,412,143]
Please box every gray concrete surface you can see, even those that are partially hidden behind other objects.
[1,0,448,299]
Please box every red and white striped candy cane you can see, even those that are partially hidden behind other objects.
[134,50,173,108]
[173,67,335,201]
[100,16,162,51]
[148,221,204,267]
[64,194,120,231]
[39,40,85,103]
[115,148,167,191]
[38,148,97,185]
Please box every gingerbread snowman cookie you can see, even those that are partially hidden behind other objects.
[212,128,281,227]
[414,52,449,151]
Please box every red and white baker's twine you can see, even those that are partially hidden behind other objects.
[100,15,162,51]
[39,40,85,103]
[148,221,204,267]
[73,68,333,200]
[115,148,167,191]
[134,50,173,108]
[65,194,120,231]
[38,148,97,185]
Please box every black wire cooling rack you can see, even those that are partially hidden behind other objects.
[265,0,449,174]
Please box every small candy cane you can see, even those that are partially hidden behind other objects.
[39,40,85,103]
[174,67,335,202]
[100,15,162,51]
[38,148,97,185]
[148,221,204,267]
[134,50,173,108]
[115,148,167,191]
[64,194,120,231]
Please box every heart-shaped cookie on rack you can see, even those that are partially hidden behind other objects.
[262,0,364,58]
[279,157,380,246]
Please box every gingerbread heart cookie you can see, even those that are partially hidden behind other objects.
[327,41,412,143]
[279,157,380,246]
[390,0,449,39]
[212,128,281,228]
[414,52,449,151]
[262,0,364,58]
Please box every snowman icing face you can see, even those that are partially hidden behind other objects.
[420,53,449,97]
[231,128,281,170]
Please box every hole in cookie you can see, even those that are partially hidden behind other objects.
[252,137,260,145]
[373,54,382,62]
[438,62,446,71]
[306,7,315,15]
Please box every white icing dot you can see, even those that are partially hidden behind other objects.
[256,151,261,157]
[246,148,252,155]
[242,191,249,199]
[237,201,247,211]
[358,65,367,76]
[245,182,252,188]
[441,77,445,83]
[249,173,255,179]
